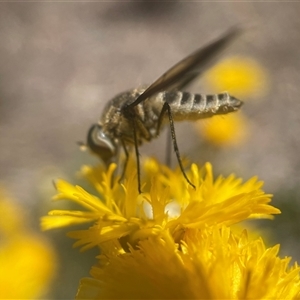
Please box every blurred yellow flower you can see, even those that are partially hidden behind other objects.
[76,228,300,299]
[204,56,269,99]
[197,112,249,147]
[196,56,268,147]
[41,158,279,252]
[0,188,57,299]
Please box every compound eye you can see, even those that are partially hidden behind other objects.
[87,124,116,162]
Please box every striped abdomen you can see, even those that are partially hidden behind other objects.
[161,91,243,121]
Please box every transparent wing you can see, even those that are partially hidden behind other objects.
[128,27,240,108]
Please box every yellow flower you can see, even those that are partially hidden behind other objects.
[41,158,300,299]
[203,56,269,99]
[76,228,300,299]
[41,158,280,252]
[0,188,57,299]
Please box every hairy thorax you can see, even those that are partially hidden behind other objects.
[99,88,164,145]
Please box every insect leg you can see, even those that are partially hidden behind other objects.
[119,138,129,183]
[159,102,196,189]
[129,115,142,194]
[165,129,172,167]
[156,112,172,166]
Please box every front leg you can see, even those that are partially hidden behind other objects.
[119,138,129,184]
[123,105,142,194]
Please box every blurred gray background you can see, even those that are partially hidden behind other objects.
[1,2,300,299]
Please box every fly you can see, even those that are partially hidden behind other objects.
[85,28,243,193]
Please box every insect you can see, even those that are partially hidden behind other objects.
[85,28,243,193]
